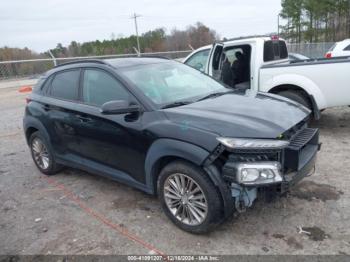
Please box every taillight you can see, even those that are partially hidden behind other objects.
[325,53,332,58]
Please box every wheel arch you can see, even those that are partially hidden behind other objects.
[144,139,235,218]
[145,139,211,195]
[263,73,327,110]
[23,116,50,145]
[268,84,321,120]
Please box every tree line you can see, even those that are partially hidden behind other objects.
[280,0,350,43]
[51,22,218,57]
[0,22,218,62]
[0,22,218,78]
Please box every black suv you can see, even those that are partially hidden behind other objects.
[24,58,320,233]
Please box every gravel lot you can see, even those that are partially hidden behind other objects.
[0,86,349,256]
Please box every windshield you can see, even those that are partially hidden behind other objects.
[119,61,228,107]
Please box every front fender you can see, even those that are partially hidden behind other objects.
[144,139,210,194]
[262,73,327,110]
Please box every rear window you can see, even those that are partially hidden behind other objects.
[344,44,350,51]
[50,70,80,101]
[264,40,288,62]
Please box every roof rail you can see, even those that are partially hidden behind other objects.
[138,54,170,60]
[54,59,108,68]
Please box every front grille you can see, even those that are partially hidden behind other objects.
[288,128,319,150]
[227,152,280,163]
[284,127,319,171]
[282,119,307,140]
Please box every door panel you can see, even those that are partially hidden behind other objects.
[42,69,81,156]
[73,68,149,184]
[73,104,149,184]
[208,43,224,79]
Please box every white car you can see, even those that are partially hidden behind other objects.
[325,39,350,58]
[183,36,350,119]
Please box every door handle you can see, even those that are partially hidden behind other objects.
[43,104,50,111]
[76,115,93,123]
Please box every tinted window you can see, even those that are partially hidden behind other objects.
[82,69,130,106]
[41,75,53,93]
[264,40,288,62]
[185,49,210,72]
[51,70,80,100]
[344,44,350,51]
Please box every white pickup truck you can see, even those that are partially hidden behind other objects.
[183,36,350,119]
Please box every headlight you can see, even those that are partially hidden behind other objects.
[217,137,289,149]
[235,162,282,185]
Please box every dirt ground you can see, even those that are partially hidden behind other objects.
[0,86,349,256]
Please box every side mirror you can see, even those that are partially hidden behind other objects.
[101,100,140,115]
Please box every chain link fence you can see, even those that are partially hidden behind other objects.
[287,42,335,59]
[0,50,192,81]
[0,43,337,81]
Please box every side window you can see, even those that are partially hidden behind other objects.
[343,44,350,51]
[41,75,53,93]
[185,49,210,72]
[82,69,130,107]
[50,70,80,101]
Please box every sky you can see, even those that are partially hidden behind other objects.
[0,0,282,53]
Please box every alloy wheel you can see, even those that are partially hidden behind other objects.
[31,137,50,170]
[163,173,208,226]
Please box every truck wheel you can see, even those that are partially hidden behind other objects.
[29,131,63,175]
[158,160,223,234]
[277,90,312,110]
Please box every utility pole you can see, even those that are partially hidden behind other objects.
[131,13,141,55]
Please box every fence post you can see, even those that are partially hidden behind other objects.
[48,50,57,66]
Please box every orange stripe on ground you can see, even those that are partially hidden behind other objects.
[44,176,167,258]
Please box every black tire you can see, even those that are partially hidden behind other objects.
[277,90,312,110]
[29,131,63,175]
[157,160,223,234]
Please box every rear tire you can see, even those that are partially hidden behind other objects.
[29,131,63,175]
[277,90,312,110]
[158,160,223,234]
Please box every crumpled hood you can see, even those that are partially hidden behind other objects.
[163,92,310,138]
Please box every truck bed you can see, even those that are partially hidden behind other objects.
[261,56,350,69]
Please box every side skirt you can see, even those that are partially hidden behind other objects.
[56,153,153,194]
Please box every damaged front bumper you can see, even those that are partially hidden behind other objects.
[220,127,320,212]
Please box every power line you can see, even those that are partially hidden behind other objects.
[130,12,142,55]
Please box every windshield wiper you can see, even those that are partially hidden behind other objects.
[161,101,193,109]
[197,91,233,102]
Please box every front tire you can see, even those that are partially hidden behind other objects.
[29,131,63,175]
[158,160,223,234]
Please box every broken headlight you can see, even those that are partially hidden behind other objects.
[235,162,283,185]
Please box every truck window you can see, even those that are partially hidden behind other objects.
[185,49,210,72]
[215,44,251,90]
[264,40,288,62]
